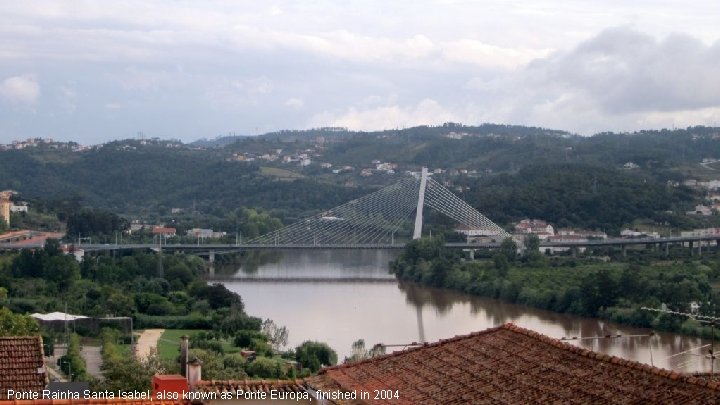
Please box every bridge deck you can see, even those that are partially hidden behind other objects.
[2,234,720,251]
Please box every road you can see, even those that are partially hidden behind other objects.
[136,329,165,360]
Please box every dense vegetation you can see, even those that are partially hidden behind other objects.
[1,238,259,336]
[3,125,720,237]
[99,329,164,391]
[391,237,720,339]
[0,240,338,385]
[0,306,40,335]
[464,163,697,234]
[0,140,366,221]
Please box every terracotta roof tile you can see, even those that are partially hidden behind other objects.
[2,400,185,405]
[194,379,307,394]
[0,336,48,399]
[307,323,720,404]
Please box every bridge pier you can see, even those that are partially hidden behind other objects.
[207,250,216,276]
[621,244,626,258]
[690,241,694,256]
[413,167,428,240]
[156,248,164,278]
[665,242,669,257]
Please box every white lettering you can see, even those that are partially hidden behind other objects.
[7,390,39,400]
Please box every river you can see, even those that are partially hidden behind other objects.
[217,249,715,373]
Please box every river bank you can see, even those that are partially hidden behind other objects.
[391,237,720,341]
[219,248,718,373]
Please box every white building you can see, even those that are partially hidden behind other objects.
[514,219,555,240]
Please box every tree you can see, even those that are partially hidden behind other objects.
[0,307,40,336]
[261,319,289,351]
[44,238,62,257]
[246,356,285,378]
[500,237,517,262]
[524,233,540,253]
[43,256,81,291]
[523,233,546,266]
[579,270,618,316]
[101,335,166,391]
[58,333,88,381]
[295,341,337,373]
[344,339,384,363]
[493,254,509,277]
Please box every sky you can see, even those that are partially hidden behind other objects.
[1,0,720,144]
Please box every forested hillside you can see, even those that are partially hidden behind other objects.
[463,164,697,234]
[2,124,720,234]
[0,140,365,221]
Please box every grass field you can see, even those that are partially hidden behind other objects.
[157,329,196,361]
[156,329,239,361]
[260,166,304,180]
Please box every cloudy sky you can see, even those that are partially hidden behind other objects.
[1,1,719,144]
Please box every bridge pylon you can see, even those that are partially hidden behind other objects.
[246,170,509,246]
[413,167,428,240]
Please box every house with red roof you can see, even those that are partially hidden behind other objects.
[0,336,48,399]
[514,219,555,240]
[7,325,720,404]
[305,324,720,404]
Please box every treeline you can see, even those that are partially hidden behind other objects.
[3,126,720,237]
[1,239,255,329]
[67,208,129,238]
[0,241,341,386]
[464,163,697,234]
[0,141,366,219]
[390,237,720,339]
[321,125,720,172]
[185,331,337,380]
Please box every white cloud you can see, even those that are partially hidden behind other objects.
[310,99,460,131]
[285,97,304,109]
[459,27,720,134]
[57,85,76,113]
[0,74,40,105]
[202,76,275,108]
[442,39,551,69]
[269,5,283,16]
[523,28,720,114]
[2,2,720,142]
[105,102,123,110]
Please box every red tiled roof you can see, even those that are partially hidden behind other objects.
[3,400,185,405]
[195,379,307,394]
[152,227,176,234]
[307,323,720,404]
[0,336,48,399]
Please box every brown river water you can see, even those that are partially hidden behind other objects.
[217,249,716,373]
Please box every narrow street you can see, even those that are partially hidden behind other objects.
[135,329,165,359]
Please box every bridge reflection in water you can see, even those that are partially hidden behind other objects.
[219,249,716,373]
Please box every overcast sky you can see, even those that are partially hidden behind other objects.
[1,1,719,144]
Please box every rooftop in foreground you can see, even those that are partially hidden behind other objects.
[0,336,48,400]
[307,323,720,404]
[6,324,720,404]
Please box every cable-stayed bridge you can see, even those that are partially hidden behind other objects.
[245,168,509,247]
[5,167,720,255]
[0,168,509,252]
